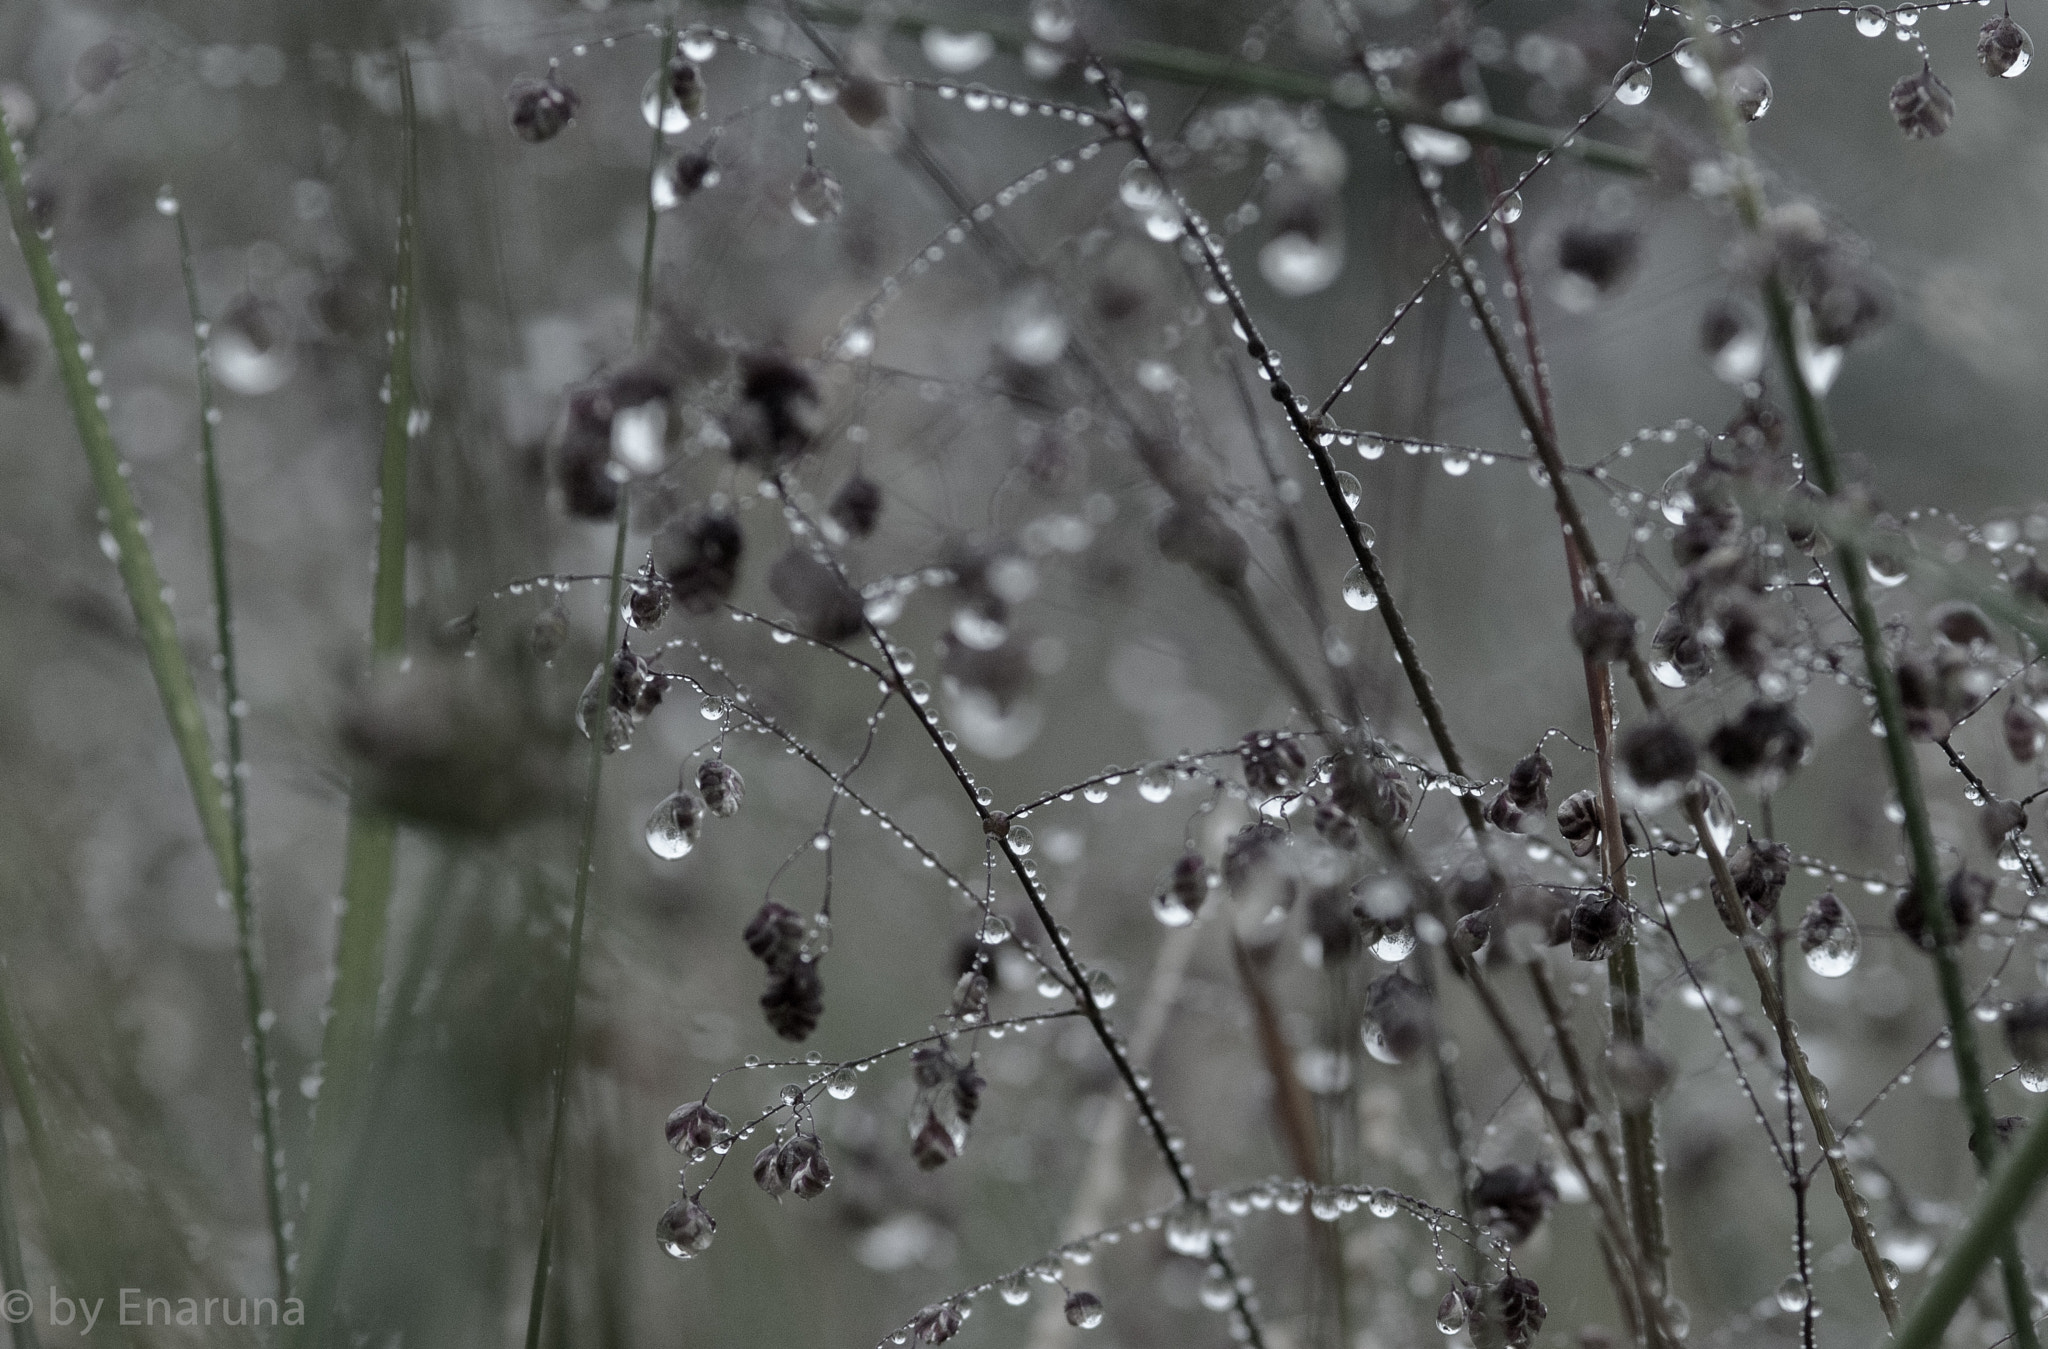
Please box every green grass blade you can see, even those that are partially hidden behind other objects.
[0,101,234,889]
[522,29,671,1345]
[313,50,420,1208]
[169,200,292,1299]
[1890,1104,2048,1349]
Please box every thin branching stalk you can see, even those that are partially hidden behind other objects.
[170,200,292,1299]
[772,0,1647,172]
[1684,15,2033,1336]
[316,50,421,1219]
[522,27,672,1345]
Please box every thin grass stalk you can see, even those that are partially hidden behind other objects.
[316,50,420,1215]
[0,95,235,911]
[1682,18,2035,1336]
[170,201,292,1298]
[1890,1099,2048,1349]
[0,75,306,1307]
[0,971,36,1349]
[521,27,672,1345]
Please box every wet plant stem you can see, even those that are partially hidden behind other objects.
[1685,11,2031,1333]
[524,29,671,1345]
[172,202,291,1300]
[317,51,419,1234]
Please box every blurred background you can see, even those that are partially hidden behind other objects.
[2,0,2047,1346]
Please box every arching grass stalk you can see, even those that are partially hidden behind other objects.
[170,199,292,1299]
[315,49,419,1237]
[522,24,672,1348]
[1685,11,2036,1341]
[0,65,298,1306]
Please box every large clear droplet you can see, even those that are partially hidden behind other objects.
[1118,160,1165,212]
[1855,5,1889,35]
[1335,470,1362,511]
[640,71,692,134]
[1614,61,1654,104]
[827,1067,858,1099]
[1697,774,1738,855]
[791,166,844,226]
[1776,1274,1809,1313]
[1342,564,1379,612]
[1726,66,1773,121]
[1163,1201,1213,1256]
[1436,1291,1468,1335]
[645,790,704,859]
[1369,924,1417,963]
[1259,231,1343,296]
[1137,767,1173,803]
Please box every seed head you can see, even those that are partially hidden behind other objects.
[665,1101,729,1153]
[1618,716,1698,789]
[508,75,579,143]
[1891,64,1955,138]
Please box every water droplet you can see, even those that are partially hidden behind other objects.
[1342,564,1380,611]
[1697,773,1738,854]
[155,187,179,216]
[827,1067,858,1099]
[1085,968,1117,1007]
[1030,0,1078,43]
[1259,230,1343,296]
[1366,1189,1399,1218]
[1436,1291,1468,1335]
[1881,1258,1902,1290]
[1118,160,1165,211]
[922,28,996,73]
[1776,1274,1809,1313]
[639,70,693,134]
[1370,924,1418,963]
[1335,470,1362,511]
[1856,5,1890,33]
[1164,1201,1213,1255]
[680,27,719,62]
[791,165,844,226]
[1008,824,1035,856]
[1138,767,1173,803]
[1726,66,1773,120]
[645,790,704,859]
[1495,190,1524,224]
[1614,61,1654,104]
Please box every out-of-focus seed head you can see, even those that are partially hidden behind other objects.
[1895,869,1990,950]
[1608,1042,1674,1111]
[2007,996,2048,1072]
[1931,601,1997,650]
[760,960,823,1040]
[508,74,580,142]
[0,299,37,388]
[730,351,823,467]
[1556,224,1640,294]
[768,546,866,643]
[1707,700,1812,784]
[2007,697,2046,763]
[652,510,744,615]
[1156,501,1250,589]
[1472,1164,1558,1245]
[1891,64,1955,138]
[1363,971,1433,1062]
[1619,716,1699,789]
[911,1109,959,1170]
[828,472,884,538]
[1570,602,1638,664]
